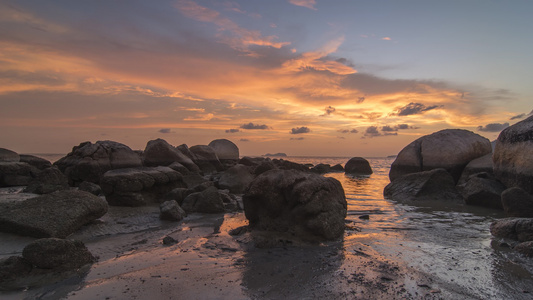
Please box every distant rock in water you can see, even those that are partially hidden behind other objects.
[262,153,287,157]
[389,129,491,183]
[243,169,347,242]
[493,115,533,194]
[344,157,373,175]
[54,140,143,186]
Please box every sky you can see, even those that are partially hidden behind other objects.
[1,0,532,157]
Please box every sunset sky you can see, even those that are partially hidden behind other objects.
[1,0,532,157]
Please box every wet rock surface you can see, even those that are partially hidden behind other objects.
[243,169,347,242]
[0,190,108,238]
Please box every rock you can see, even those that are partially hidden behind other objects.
[19,154,52,170]
[0,148,20,162]
[384,168,462,204]
[514,241,533,257]
[167,161,190,175]
[0,162,39,187]
[243,169,347,242]
[254,160,277,175]
[162,236,178,245]
[160,200,187,221]
[345,157,373,175]
[218,164,254,194]
[0,256,33,283]
[493,115,533,194]
[181,186,225,213]
[182,173,209,189]
[22,238,95,269]
[100,166,186,206]
[490,218,533,242]
[144,139,200,173]
[389,129,491,183]
[54,140,143,186]
[239,156,260,167]
[331,164,344,172]
[162,188,189,206]
[461,173,506,210]
[208,139,239,168]
[272,159,309,172]
[189,145,223,174]
[78,181,103,196]
[311,163,331,174]
[23,167,69,194]
[176,144,197,161]
[458,153,493,185]
[0,190,108,238]
[501,187,533,217]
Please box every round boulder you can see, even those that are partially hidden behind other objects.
[208,139,239,166]
[243,169,347,242]
[22,238,95,269]
[389,129,491,183]
[345,157,373,175]
[493,115,533,194]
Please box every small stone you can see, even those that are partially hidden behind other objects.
[359,214,370,220]
[162,236,178,245]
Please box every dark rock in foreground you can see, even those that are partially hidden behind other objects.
[54,140,143,186]
[217,164,254,194]
[243,169,347,242]
[389,129,491,183]
[181,186,225,213]
[493,115,533,194]
[345,157,373,175]
[19,154,52,170]
[0,162,39,187]
[490,218,533,242]
[501,187,533,217]
[384,168,462,204]
[100,166,186,206]
[22,238,95,270]
[0,190,108,238]
[461,173,505,210]
[23,167,69,194]
[190,145,223,174]
[160,200,187,221]
[0,148,20,162]
[458,153,493,185]
[0,256,33,283]
[78,181,103,196]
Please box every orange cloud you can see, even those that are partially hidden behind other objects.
[289,0,317,10]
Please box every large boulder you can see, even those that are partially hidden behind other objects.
[208,139,239,168]
[501,187,533,217]
[461,173,506,210]
[23,167,69,194]
[458,153,493,185]
[345,157,373,175]
[243,169,347,241]
[100,166,186,206]
[0,190,108,238]
[490,218,533,242]
[218,164,254,194]
[143,139,200,173]
[22,238,95,269]
[0,162,39,187]
[389,129,491,183]
[0,148,20,162]
[189,145,223,174]
[493,115,533,194]
[181,186,225,213]
[384,168,462,204]
[54,141,143,186]
[19,154,52,170]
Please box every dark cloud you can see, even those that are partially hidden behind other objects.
[290,126,310,134]
[158,128,172,133]
[290,137,305,140]
[381,124,418,132]
[392,102,441,116]
[510,113,525,120]
[225,128,240,133]
[240,122,270,130]
[381,125,396,132]
[239,138,250,142]
[337,136,345,139]
[364,126,398,138]
[357,97,365,103]
[338,128,359,134]
[324,106,336,115]
[477,123,509,132]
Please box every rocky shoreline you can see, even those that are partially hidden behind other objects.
[0,115,532,298]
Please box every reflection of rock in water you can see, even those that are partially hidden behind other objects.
[240,241,344,299]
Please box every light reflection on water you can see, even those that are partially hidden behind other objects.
[288,156,533,299]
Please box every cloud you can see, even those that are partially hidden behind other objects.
[381,124,418,132]
[357,97,365,103]
[225,128,240,133]
[288,0,317,10]
[381,125,395,132]
[290,137,305,140]
[477,122,509,132]
[240,122,270,130]
[337,129,359,134]
[364,126,398,138]
[323,106,336,115]
[290,126,310,134]
[381,37,392,41]
[392,102,441,116]
[239,138,249,142]
[158,128,172,133]
[510,111,533,120]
